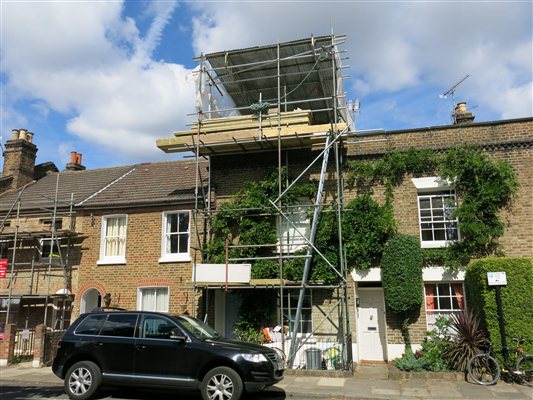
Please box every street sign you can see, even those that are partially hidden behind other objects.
[0,259,7,279]
[487,271,507,286]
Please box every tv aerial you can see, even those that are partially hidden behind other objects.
[439,74,470,122]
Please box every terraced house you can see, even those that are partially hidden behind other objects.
[156,36,533,368]
[0,131,206,364]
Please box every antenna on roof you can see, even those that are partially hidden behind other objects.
[439,74,470,123]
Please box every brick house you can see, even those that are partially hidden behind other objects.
[73,159,207,320]
[155,36,533,367]
[0,130,207,333]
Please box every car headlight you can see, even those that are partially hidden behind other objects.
[241,353,268,363]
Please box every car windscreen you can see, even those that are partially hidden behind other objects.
[174,315,222,340]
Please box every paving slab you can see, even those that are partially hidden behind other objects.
[317,377,346,387]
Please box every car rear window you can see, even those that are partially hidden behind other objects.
[99,314,138,337]
[75,314,106,335]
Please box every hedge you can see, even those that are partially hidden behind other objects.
[465,258,533,356]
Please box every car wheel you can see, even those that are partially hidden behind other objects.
[64,361,102,400]
[201,366,243,400]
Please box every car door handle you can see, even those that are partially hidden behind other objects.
[94,342,104,347]
[136,345,146,350]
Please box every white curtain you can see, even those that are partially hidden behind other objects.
[105,217,126,256]
[141,288,168,312]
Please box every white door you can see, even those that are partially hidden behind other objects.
[357,288,387,361]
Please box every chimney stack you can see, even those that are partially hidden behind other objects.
[65,151,86,171]
[2,128,38,190]
[454,101,475,125]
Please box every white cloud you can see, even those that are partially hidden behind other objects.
[1,0,193,161]
[190,1,532,121]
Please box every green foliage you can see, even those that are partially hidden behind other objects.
[394,351,429,372]
[381,234,423,352]
[346,147,439,202]
[381,234,424,314]
[418,316,452,372]
[206,167,316,279]
[345,144,519,268]
[234,290,277,343]
[440,146,519,264]
[444,309,487,372]
[342,194,396,269]
[465,258,533,360]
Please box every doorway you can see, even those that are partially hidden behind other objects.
[357,287,387,362]
[80,288,101,314]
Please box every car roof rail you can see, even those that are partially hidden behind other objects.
[90,306,128,312]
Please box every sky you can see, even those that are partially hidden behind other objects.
[1,1,532,170]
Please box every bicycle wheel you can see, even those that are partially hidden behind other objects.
[515,355,533,387]
[467,353,501,385]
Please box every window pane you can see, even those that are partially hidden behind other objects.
[438,284,450,295]
[421,230,433,241]
[178,234,188,253]
[438,297,452,310]
[143,316,175,339]
[178,214,189,232]
[452,297,459,309]
[419,198,430,209]
[100,314,137,337]
[75,315,106,335]
[431,197,443,208]
[434,229,446,240]
[169,235,178,253]
[168,214,178,233]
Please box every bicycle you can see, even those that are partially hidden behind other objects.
[467,337,533,386]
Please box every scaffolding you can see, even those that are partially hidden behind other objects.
[0,174,78,331]
[158,34,355,369]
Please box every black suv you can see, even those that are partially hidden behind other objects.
[52,310,284,400]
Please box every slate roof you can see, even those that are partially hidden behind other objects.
[0,159,206,213]
[78,160,207,208]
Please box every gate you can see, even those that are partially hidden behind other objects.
[14,329,35,359]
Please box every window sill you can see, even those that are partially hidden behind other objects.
[97,258,126,266]
[421,241,454,249]
[159,255,191,263]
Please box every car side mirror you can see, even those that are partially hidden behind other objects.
[170,329,187,342]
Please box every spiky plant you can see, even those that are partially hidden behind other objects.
[444,309,487,371]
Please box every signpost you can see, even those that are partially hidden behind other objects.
[487,271,508,363]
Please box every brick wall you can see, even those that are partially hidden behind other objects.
[74,204,203,319]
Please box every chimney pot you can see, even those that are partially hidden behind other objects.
[18,129,27,140]
[455,102,467,114]
[76,153,82,165]
[10,129,19,140]
[70,151,77,163]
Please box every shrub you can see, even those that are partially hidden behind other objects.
[418,316,452,372]
[394,352,428,372]
[381,234,423,353]
[465,258,533,359]
[444,309,487,371]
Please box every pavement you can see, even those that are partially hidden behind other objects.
[0,363,532,400]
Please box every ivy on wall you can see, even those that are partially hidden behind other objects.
[345,145,519,268]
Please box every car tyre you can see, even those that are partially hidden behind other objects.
[64,361,102,400]
[201,366,243,400]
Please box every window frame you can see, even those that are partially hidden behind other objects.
[39,238,61,260]
[137,286,170,313]
[98,214,127,265]
[159,211,191,263]
[416,190,459,248]
[281,290,313,335]
[277,201,311,254]
[424,282,466,331]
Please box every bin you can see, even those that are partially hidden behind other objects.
[305,348,322,370]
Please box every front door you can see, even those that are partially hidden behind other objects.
[357,288,387,361]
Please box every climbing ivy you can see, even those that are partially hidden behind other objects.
[345,145,518,267]
[381,234,424,354]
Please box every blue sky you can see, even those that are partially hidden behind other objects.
[1,1,532,170]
